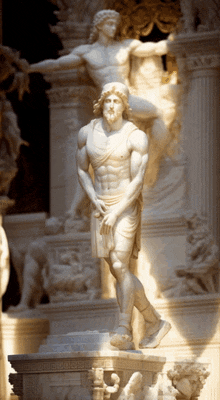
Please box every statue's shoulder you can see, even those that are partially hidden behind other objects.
[71,44,92,56]
[124,120,139,133]
[78,119,99,148]
[126,122,148,151]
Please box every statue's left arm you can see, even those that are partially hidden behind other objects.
[100,130,148,235]
[129,38,169,58]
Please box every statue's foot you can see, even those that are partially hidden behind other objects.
[139,320,171,349]
[110,326,135,351]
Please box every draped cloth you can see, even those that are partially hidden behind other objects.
[91,193,142,259]
[88,118,143,259]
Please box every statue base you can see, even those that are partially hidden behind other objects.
[37,298,119,335]
[8,347,166,400]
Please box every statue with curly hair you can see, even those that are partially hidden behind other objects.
[76,81,171,350]
[30,9,179,216]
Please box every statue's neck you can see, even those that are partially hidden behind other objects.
[97,33,114,47]
[102,116,124,134]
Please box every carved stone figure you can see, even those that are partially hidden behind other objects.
[0,44,29,195]
[8,217,100,311]
[43,250,101,302]
[29,9,180,221]
[118,372,143,400]
[88,368,120,400]
[76,81,171,350]
[179,0,220,33]
[167,362,210,399]
[161,214,220,298]
[8,237,48,312]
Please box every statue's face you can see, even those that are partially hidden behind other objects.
[99,18,118,39]
[103,93,125,124]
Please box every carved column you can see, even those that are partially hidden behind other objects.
[45,70,97,216]
[170,31,220,246]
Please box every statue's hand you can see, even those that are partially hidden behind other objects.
[100,212,117,235]
[28,64,37,73]
[168,33,175,42]
[93,199,108,218]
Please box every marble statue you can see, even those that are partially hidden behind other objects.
[42,250,101,302]
[118,372,143,400]
[88,368,120,400]
[8,217,100,311]
[167,362,210,400]
[76,81,171,350]
[161,213,220,298]
[8,237,48,311]
[29,9,180,221]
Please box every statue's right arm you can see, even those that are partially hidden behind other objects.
[77,126,107,216]
[29,45,89,73]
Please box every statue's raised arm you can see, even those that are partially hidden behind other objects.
[29,44,90,73]
[131,39,169,58]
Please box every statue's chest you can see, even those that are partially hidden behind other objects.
[84,45,129,69]
[87,130,130,162]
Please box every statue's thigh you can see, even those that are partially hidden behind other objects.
[112,231,134,264]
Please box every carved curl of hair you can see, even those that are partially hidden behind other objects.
[89,10,121,44]
[93,87,131,120]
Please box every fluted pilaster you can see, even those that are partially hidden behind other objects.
[170,31,220,246]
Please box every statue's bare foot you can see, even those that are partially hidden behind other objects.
[139,320,171,349]
[110,326,135,351]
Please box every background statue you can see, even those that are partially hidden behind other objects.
[76,81,171,350]
[43,250,101,302]
[29,9,180,222]
[161,213,220,298]
[8,217,101,312]
[0,44,29,196]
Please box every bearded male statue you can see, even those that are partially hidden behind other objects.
[29,9,178,221]
[76,81,171,350]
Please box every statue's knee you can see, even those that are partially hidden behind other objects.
[112,261,126,282]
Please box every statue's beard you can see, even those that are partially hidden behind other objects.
[103,110,122,124]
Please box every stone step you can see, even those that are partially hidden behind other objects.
[38,331,114,353]
[47,330,110,345]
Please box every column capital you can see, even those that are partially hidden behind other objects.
[169,31,220,60]
[44,69,97,107]
[47,85,97,108]
[169,31,220,82]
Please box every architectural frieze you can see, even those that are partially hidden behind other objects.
[186,54,220,71]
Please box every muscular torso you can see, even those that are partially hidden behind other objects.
[86,120,133,196]
[80,40,133,89]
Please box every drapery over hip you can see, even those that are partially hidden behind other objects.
[91,193,142,259]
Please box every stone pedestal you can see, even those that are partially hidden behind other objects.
[8,349,166,400]
[38,299,119,336]
[2,314,49,400]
